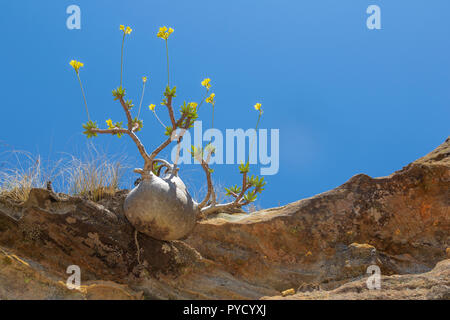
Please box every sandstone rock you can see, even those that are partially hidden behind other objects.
[0,137,448,299]
[263,259,450,300]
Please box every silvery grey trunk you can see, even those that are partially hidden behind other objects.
[124,170,198,240]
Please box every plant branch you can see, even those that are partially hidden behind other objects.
[91,128,128,135]
[147,137,173,170]
[120,34,125,87]
[137,81,146,119]
[198,153,215,209]
[118,97,134,130]
[128,131,152,164]
[91,127,151,166]
[152,111,167,129]
[166,96,177,129]
[165,39,170,87]
[200,172,251,216]
[76,73,90,121]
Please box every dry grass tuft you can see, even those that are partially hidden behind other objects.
[0,145,127,203]
[63,154,124,202]
[0,152,54,204]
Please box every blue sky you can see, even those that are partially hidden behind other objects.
[1,1,449,209]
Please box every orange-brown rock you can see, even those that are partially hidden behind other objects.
[0,137,448,299]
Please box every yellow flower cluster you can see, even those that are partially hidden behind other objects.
[120,25,132,35]
[254,103,262,111]
[201,78,211,90]
[188,102,198,109]
[157,26,174,40]
[106,119,114,128]
[69,60,84,74]
[149,104,156,111]
[142,76,148,83]
[205,93,215,105]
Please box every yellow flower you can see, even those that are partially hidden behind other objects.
[120,25,132,35]
[201,78,211,90]
[254,103,262,111]
[157,26,174,40]
[149,104,156,111]
[69,60,84,74]
[188,102,198,109]
[106,119,113,128]
[142,76,147,83]
[205,93,215,104]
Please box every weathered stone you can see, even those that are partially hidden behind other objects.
[0,137,448,299]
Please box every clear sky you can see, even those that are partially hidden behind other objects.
[1,1,449,209]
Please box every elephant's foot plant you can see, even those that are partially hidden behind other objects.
[69,25,266,240]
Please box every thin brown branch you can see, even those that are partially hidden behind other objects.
[146,114,189,171]
[166,96,177,129]
[198,160,214,209]
[200,171,251,216]
[119,97,133,130]
[91,127,151,168]
[91,128,128,135]
[147,137,173,171]
[235,172,248,203]
[128,131,151,164]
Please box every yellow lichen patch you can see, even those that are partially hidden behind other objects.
[350,243,375,250]
[281,288,295,297]
[305,251,312,257]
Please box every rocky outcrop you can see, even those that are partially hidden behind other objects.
[264,259,450,300]
[0,138,448,299]
[184,137,449,293]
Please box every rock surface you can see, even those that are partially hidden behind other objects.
[0,137,449,300]
[264,259,450,300]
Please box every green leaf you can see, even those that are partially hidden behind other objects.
[131,117,143,132]
[113,121,124,138]
[152,162,162,176]
[112,86,126,100]
[164,85,177,98]
[164,126,173,136]
[243,190,257,203]
[125,99,134,109]
[190,145,203,160]
[225,184,241,196]
[239,161,250,174]
[82,120,98,139]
